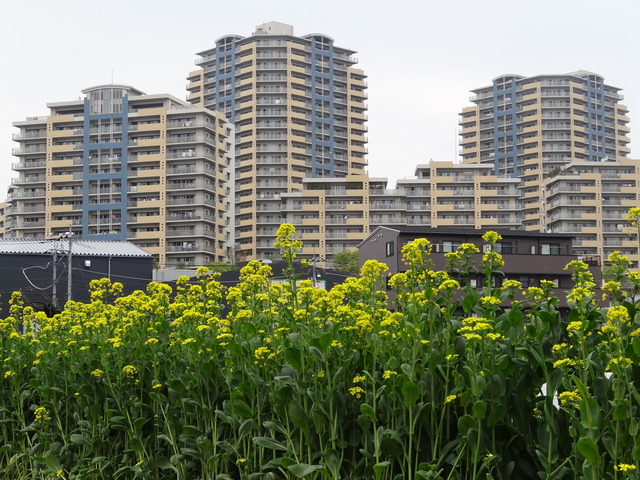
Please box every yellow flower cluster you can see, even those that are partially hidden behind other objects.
[349,386,365,399]
[607,356,633,370]
[558,390,582,408]
[615,464,637,472]
[458,317,503,343]
[553,358,577,369]
[34,406,52,423]
[482,231,502,245]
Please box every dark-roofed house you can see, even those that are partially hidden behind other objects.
[0,238,153,316]
[358,226,602,308]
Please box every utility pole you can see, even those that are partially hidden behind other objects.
[52,242,58,311]
[64,232,74,302]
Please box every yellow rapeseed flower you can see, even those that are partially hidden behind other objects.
[445,394,457,404]
[34,406,52,423]
[615,464,637,472]
[482,231,502,244]
[382,370,397,379]
[558,390,582,408]
[349,386,365,399]
[553,358,576,369]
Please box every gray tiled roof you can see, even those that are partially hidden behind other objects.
[0,238,152,257]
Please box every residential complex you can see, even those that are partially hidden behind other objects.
[8,85,233,268]
[185,21,368,262]
[4,40,640,274]
[359,226,602,308]
[459,72,631,229]
[283,163,522,267]
[457,72,638,266]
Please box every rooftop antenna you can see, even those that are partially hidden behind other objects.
[111,69,114,84]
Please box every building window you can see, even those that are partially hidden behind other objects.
[483,243,511,254]
[385,241,395,257]
[541,243,561,255]
[443,241,462,253]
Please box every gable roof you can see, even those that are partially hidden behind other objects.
[0,238,152,257]
[358,225,574,248]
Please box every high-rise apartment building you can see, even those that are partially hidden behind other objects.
[283,163,521,267]
[459,71,631,231]
[459,72,638,266]
[8,85,233,268]
[186,21,368,262]
[545,159,640,262]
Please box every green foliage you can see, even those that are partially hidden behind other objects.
[2,226,640,479]
[207,261,238,273]
[333,249,360,275]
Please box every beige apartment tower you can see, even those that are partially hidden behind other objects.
[186,21,368,262]
[9,85,233,268]
[459,72,638,266]
[283,163,522,267]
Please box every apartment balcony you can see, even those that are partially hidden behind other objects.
[128,213,163,224]
[12,130,47,141]
[166,181,211,191]
[14,220,46,229]
[166,227,208,237]
[11,160,47,170]
[129,152,165,163]
[8,189,47,199]
[12,146,47,156]
[5,204,46,214]
[12,175,46,185]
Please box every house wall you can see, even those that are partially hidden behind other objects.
[0,254,152,317]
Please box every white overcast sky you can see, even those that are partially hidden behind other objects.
[1,0,638,198]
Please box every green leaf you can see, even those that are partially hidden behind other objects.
[253,436,289,452]
[573,376,600,430]
[285,347,302,371]
[576,437,601,466]
[458,414,476,436]
[42,454,62,472]
[463,288,479,313]
[69,433,90,447]
[308,346,324,361]
[288,399,309,433]
[402,381,419,407]
[373,461,391,476]
[613,403,630,421]
[286,463,326,478]
[155,456,179,472]
[228,398,253,418]
[238,419,254,438]
[472,400,487,419]
[360,403,376,422]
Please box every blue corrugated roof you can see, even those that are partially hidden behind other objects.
[0,238,152,257]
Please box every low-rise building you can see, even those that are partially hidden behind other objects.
[358,226,601,308]
[0,238,153,316]
[8,85,233,269]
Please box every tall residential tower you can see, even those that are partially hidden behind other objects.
[459,72,637,265]
[9,85,233,268]
[186,21,368,262]
[459,71,631,230]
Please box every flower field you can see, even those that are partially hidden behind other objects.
[2,224,640,479]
